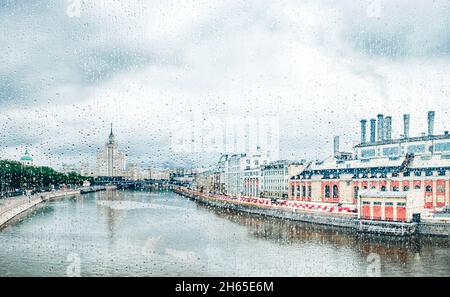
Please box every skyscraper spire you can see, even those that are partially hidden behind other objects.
[108,123,115,144]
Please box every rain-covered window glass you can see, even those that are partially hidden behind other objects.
[1,0,449,281]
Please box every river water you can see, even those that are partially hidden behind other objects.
[0,190,449,276]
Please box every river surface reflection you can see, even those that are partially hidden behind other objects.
[0,190,449,276]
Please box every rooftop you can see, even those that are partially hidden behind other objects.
[355,133,450,148]
[20,149,33,161]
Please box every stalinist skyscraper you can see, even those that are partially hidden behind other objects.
[96,124,126,177]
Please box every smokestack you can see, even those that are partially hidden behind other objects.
[360,120,367,144]
[428,111,435,136]
[385,116,392,141]
[403,114,410,138]
[333,136,340,156]
[377,114,384,141]
[370,119,376,143]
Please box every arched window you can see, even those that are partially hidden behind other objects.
[426,185,433,192]
[325,185,330,198]
[332,185,339,198]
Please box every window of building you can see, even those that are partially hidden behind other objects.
[426,185,433,192]
[361,149,376,158]
[383,147,399,156]
[332,185,339,198]
[434,142,450,152]
[324,185,330,198]
[403,186,409,191]
[407,144,425,154]
[302,186,306,197]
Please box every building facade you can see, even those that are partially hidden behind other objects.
[289,111,450,210]
[358,191,424,222]
[147,167,170,180]
[243,167,262,197]
[126,163,144,180]
[261,160,305,200]
[224,152,269,197]
[80,162,95,177]
[96,125,126,177]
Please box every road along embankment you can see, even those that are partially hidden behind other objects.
[0,190,79,228]
[174,188,450,237]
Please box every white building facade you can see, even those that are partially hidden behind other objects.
[261,160,305,200]
[243,167,262,197]
[224,152,269,197]
[96,125,126,177]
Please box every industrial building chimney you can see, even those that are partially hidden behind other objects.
[377,114,384,141]
[385,116,392,141]
[370,119,376,143]
[428,111,435,136]
[360,120,367,144]
[403,114,410,138]
[333,136,340,156]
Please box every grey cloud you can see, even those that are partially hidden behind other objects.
[0,0,184,108]
[77,47,184,84]
[1,0,449,169]
[321,0,450,58]
[0,121,44,149]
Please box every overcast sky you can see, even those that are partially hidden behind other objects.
[1,0,449,169]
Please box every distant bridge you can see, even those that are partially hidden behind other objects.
[93,177,189,190]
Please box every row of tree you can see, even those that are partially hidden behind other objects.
[0,160,93,194]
